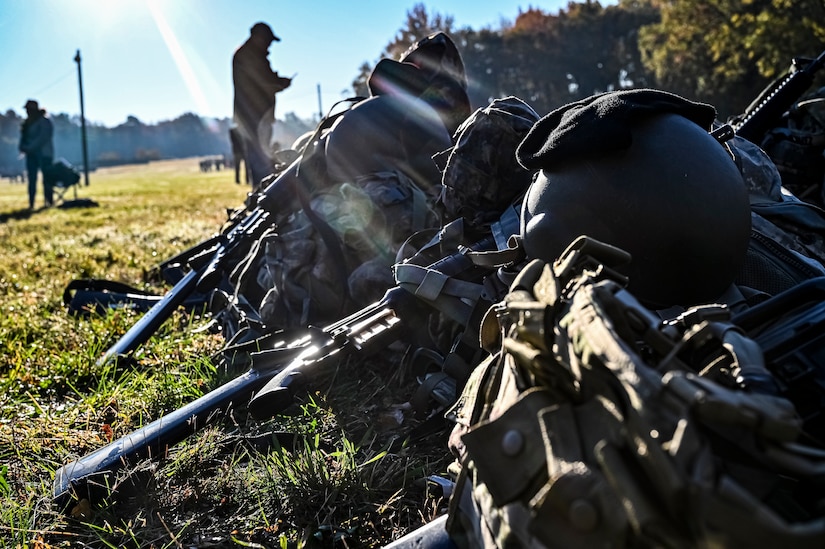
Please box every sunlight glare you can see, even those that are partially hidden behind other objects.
[146,0,211,118]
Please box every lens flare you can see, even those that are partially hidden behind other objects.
[146,0,211,118]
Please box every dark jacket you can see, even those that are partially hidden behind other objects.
[232,39,291,138]
[19,111,54,158]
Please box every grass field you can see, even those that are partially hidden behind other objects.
[0,159,448,548]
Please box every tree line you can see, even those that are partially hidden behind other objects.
[362,0,824,124]
[0,110,314,178]
[2,0,823,178]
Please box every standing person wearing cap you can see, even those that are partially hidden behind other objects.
[18,99,55,209]
[232,22,292,187]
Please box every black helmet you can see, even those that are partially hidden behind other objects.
[517,89,752,308]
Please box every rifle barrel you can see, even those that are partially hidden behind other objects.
[54,338,311,506]
[96,267,202,365]
[52,368,264,506]
[735,49,825,143]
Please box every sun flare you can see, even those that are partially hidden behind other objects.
[146,0,211,118]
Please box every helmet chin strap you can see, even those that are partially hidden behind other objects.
[710,123,738,161]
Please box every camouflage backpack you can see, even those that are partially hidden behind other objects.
[213,95,541,345]
[445,236,825,548]
[433,96,540,227]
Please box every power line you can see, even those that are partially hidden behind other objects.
[29,68,76,98]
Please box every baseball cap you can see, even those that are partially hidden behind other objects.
[251,22,280,42]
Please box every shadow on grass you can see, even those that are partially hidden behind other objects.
[0,199,100,224]
[0,208,34,223]
[57,198,100,210]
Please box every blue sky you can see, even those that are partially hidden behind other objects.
[0,0,577,127]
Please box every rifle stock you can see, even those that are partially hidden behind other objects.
[55,233,498,507]
[734,49,825,143]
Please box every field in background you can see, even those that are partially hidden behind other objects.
[0,159,448,548]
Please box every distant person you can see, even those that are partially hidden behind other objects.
[19,99,54,209]
[232,22,292,187]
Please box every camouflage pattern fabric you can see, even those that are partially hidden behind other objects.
[730,136,825,297]
[445,241,825,548]
[434,96,540,226]
[213,93,541,343]
[218,170,437,337]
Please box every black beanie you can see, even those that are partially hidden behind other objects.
[516,89,717,170]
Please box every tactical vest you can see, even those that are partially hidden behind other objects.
[445,236,825,548]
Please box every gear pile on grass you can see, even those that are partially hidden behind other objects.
[5,32,825,549]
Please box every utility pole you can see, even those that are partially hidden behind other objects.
[317,83,323,120]
[74,49,90,186]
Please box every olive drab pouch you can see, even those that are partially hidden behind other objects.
[445,236,825,549]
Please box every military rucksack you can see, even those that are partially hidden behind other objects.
[211,169,437,342]
[445,236,825,548]
[213,95,542,346]
[728,135,825,300]
[759,86,825,207]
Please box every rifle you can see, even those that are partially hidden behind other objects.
[145,223,231,286]
[62,211,242,317]
[245,230,506,418]
[93,155,311,366]
[733,48,825,143]
[86,96,401,365]
[53,231,504,507]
